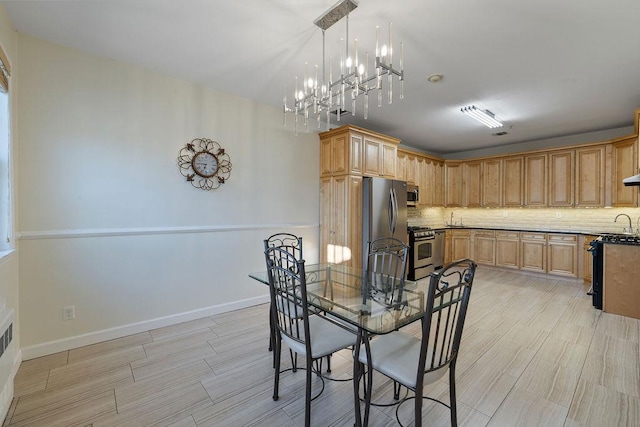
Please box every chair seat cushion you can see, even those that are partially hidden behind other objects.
[281,315,357,359]
[357,331,448,389]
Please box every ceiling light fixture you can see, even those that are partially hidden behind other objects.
[283,0,404,134]
[460,105,503,128]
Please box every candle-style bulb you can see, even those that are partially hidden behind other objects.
[389,23,393,65]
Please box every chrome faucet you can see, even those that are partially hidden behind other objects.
[615,213,633,234]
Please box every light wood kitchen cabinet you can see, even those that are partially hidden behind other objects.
[582,234,597,283]
[418,157,442,207]
[575,145,605,207]
[502,156,524,207]
[603,244,640,319]
[463,161,482,207]
[451,229,471,261]
[482,159,502,207]
[364,136,397,178]
[611,136,638,206]
[320,175,363,267]
[396,150,407,182]
[320,130,362,177]
[496,231,520,269]
[434,161,445,206]
[406,154,417,185]
[445,162,464,207]
[520,232,546,273]
[445,230,452,264]
[474,230,496,265]
[420,158,435,207]
[416,157,426,206]
[525,154,547,207]
[547,233,578,277]
[319,125,398,270]
[548,150,575,207]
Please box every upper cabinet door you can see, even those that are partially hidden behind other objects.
[463,161,482,207]
[363,137,397,178]
[482,159,502,207]
[575,145,605,207]
[396,151,407,182]
[502,156,524,207]
[611,136,638,207]
[548,150,575,207]
[445,162,464,207]
[320,132,362,177]
[525,154,547,207]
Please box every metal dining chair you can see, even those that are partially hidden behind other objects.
[264,233,303,358]
[364,237,409,308]
[264,246,358,427]
[357,258,477,427]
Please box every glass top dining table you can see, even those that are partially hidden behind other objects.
[250,262,431,426]
[249,262,428,335]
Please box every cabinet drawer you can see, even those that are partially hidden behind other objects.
[474,230,495,238]
[521,232,546,241]
[496,231,519,240]
[451,229,471,237]
[548,233,577,243]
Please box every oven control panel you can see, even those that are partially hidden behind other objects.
[413,229,435,238]
[599,234,640,245]
[408,227,435,239]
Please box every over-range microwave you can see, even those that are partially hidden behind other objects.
[407,184,419,207]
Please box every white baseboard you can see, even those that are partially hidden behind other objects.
[21,295,270,360]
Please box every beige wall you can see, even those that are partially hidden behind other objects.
[15,34,320,358]
[0,3,20,421]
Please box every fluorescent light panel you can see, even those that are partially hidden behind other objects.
[461,105,503,128]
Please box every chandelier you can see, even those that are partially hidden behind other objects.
[283,0,404,134]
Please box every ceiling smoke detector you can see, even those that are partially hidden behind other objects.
[427,74,443,83]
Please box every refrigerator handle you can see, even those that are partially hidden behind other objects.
[390,187,397,235]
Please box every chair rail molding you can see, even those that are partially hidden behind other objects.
[17,223,319,240]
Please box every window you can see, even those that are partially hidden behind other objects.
[0,44,11,252]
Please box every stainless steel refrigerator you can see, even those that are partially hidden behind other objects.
[362,177,408,270]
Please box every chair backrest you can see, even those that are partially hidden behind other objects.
[264,246,311,353]
[417,258,477,388]
[264,233,303,261]
[365,237,409,306]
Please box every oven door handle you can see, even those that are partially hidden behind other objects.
[414,236,435,242]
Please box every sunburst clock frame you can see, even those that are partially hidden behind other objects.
[177,138,232,190]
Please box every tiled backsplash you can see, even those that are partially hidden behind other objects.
[408,206,640,234]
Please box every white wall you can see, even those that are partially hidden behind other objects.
[15,34,320,358]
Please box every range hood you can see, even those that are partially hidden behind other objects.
[623,174,640,186]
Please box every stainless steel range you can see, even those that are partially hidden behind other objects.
[407,226,445,280]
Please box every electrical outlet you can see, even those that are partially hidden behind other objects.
[555,212,562,219]
[502,211,508,218]
[63,305,75,321]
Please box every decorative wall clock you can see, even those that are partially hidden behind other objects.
[178,138,232,190]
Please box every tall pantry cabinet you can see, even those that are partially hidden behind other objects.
[319,125,400,269]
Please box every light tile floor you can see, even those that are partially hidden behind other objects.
[4,268,639,426]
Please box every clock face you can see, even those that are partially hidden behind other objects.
[192,151,219,178]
